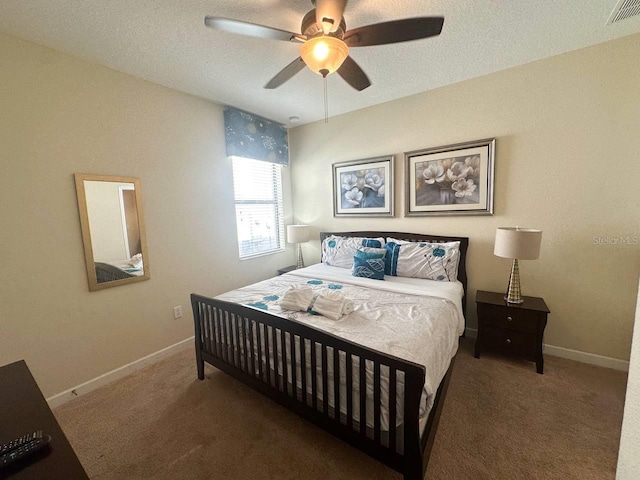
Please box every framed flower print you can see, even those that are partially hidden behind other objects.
[332,156,394,217]
[405,138,495,216]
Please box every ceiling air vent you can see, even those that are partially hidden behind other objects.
[608,0,640,24]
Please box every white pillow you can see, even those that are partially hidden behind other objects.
[385,240,460,281]
[322,235,386,269]
[386,237,417,245]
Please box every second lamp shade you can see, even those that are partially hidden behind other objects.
[494,227,542,260]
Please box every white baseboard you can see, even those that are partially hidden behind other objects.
[464,328,629,372]
[47,336,194,409]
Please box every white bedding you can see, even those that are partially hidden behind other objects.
[295,263,465,332]
[215,264,463,434]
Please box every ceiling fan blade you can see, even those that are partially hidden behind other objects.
[337,56,371,91]
[264,57,306,89]
[315,0,348,34]
[344,17,444,47]
[204,16,298,42]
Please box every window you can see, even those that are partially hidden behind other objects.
[232,157,284,259]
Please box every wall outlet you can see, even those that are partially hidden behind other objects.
[173,305,183,319]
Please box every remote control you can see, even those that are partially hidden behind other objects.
[0,431,51,469]
[0,431,45,456]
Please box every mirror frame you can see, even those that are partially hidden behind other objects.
[74,173,150,291]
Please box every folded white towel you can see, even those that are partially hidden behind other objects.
[312,291,348,320]
[280,286,314,312]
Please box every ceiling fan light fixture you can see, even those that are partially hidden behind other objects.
[300,36,349,77]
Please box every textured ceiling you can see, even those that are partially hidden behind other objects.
[1,0,639,126]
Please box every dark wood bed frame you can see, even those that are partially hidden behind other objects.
[191,231,468,480]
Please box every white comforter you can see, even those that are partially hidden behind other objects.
[215,263,463,433]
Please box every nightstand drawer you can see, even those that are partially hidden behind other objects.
[482,326,536,359]
[479,304,539,333]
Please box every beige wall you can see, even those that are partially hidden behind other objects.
[289,34,640,361]
[0,32,294,397]
[617,279,640,478]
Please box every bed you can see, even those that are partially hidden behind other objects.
[191,231,469,480]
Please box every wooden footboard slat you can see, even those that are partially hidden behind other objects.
[240,317,247,373]
[291,334,298,400]
[200,303,208,352]
[300,336,307,406]
[311,341,318,411]
[266,326,272,386]
[234,314,242,368]
[213,307,219,358]
[359,357,367,437]
[221,310,228,362]
[229,313,235,366]
[321,345,329,415]
[280,330,287,393]
[220,311,229,363]
[248,319,255,376]
[374,362,381,443]
[213,307,222,360]
[270,326,277,389]
[389,368,397,452]
[200,304,211,353]
[346,353,353,430]
[333,348,340,422]
[257,322,264,381]
[229,313,235,365]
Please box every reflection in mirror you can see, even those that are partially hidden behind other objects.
[74,174,150,291]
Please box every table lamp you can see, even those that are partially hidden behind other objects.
[287,224,310,269]
[494,227,542,304]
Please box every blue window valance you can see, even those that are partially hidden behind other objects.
[224,108,289,166]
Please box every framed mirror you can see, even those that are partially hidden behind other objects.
[74,173,150,291]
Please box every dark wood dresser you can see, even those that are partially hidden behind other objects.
[474,290,550,374]
[0,361,89,479]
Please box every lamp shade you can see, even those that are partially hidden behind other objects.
[494,227,542,260]
[287,225,310,244]
[300,36,349,76]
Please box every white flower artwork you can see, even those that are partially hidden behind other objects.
[405,138,495,216]
[333,156,395,217]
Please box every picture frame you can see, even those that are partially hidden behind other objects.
[333,155,394,217]
[405,138,495,216]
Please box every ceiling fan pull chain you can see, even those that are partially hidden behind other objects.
[321,69,329,123]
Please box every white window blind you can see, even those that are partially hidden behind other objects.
[232,157,284,259]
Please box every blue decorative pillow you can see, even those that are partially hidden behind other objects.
[351,256,385,280]
[361,238,383,248]
[384,242,401,275]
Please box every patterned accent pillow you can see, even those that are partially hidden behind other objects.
[322,236,385,268]
[384,241,460,281]
[351,256,385,280]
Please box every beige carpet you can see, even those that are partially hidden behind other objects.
[54,339,627,480]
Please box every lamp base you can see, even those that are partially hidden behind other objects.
[504,295,524,305]
[296,243,305,269]
[504,259,524,304]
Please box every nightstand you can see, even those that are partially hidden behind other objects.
[474,290,550,374]
[277,265,298,276]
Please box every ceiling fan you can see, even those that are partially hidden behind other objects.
[205,0,444,91]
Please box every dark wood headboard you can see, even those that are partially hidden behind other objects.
[320,231,469,321]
